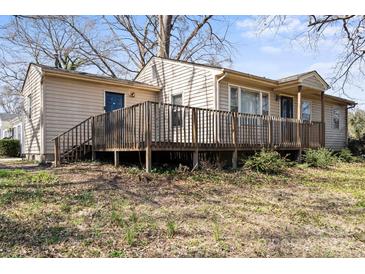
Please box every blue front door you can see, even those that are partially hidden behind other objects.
[105,92,125,112]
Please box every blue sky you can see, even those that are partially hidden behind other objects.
[226,16,365,107]
[1,15,364,109]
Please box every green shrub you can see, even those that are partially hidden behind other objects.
[303,148,336,168]
[244,149,289,174]
[337,148,356,163]
[348,136,365,157]
[0,139,20,157]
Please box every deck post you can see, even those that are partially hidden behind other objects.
[145,102,152,172]
[320,91,326,147]
[297,85,302,149]
[54,136,60,167]
[114,151,119,167]
[232,112,238,169]
[192,108,199,169]
[268,117,273,147]
[91,116,96,161]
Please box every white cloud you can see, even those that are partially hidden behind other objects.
[308,62,335,77]
[260,46,282,55]
[237,16,307,40]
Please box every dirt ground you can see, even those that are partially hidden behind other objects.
[1,160,365,257]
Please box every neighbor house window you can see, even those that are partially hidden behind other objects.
[332,107,340,129]
[301,100,311,121]
[27,94,32,118]
[17,125,21,140]
[229,86,239,112]
[172,94,183,127]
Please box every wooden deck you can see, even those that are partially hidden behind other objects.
[54,101,324,170]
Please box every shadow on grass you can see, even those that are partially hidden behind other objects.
[0,213,87,257]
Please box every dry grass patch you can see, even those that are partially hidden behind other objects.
[0,161,364,257]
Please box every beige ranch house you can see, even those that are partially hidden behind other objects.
[21,57,355,170]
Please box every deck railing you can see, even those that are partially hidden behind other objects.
[53,116,93,166]
[93,101,324,151]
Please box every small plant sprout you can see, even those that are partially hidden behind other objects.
[166,220,177,238]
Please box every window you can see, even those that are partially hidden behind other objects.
[301,100,311,121]
[230,86,269,115]
[151,64,158,80]
[262,94,269,116]
[17,125,21,140]
[27,94,32,118]
[241,89,260,114]
[172,94,182,127]
[332,108,340,129]
[229,86,239,112]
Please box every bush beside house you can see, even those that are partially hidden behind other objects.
[0,139,20,157]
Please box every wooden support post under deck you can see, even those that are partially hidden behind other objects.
[232,112,238,169]
[114,151,119,167]
[145,102,152,172]
[54,136,60,167]
[321,91,326,147]
[192,108,199,169]
[91,116,96,161]
[297,85,302,149]
[345,106,348,146]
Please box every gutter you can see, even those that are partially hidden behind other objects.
[215,72,227,110]
[43,70,161,92]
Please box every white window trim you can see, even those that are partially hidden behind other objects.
[171,92,184,106]
[301,99,312,121]
[228,85,239,112]
[27,94,32,119]
[151,64,158,80]
[228,84,270,115]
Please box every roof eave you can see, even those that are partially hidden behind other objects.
[222,68,278,87]
[43,69,161,92]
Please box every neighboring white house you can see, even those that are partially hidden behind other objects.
[0,113,24,155]
[0,113,17,139]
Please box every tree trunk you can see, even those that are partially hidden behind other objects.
[158,15,173,58]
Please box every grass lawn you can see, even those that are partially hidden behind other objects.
[0,160,365,257]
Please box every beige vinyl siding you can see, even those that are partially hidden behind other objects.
[136,58,218,109]
[302,75,325,90]
[43,75,158,154]
[22,65,43,156]
[325,102,347,150]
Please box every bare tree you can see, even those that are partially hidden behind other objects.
[103,15,233,70]
[258,16,365,94]
[0,15,233,113]
[307,16,365,92]
[0,16,90,113]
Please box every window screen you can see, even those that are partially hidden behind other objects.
[172,94,183,127]
[301,101,311,121]
[230,87,238,112]
[333,108,340,129]
[241,89,260,114]
[262,94,269,116]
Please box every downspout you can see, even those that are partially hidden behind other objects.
[215,71,227,110]
[40,71,45,162]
